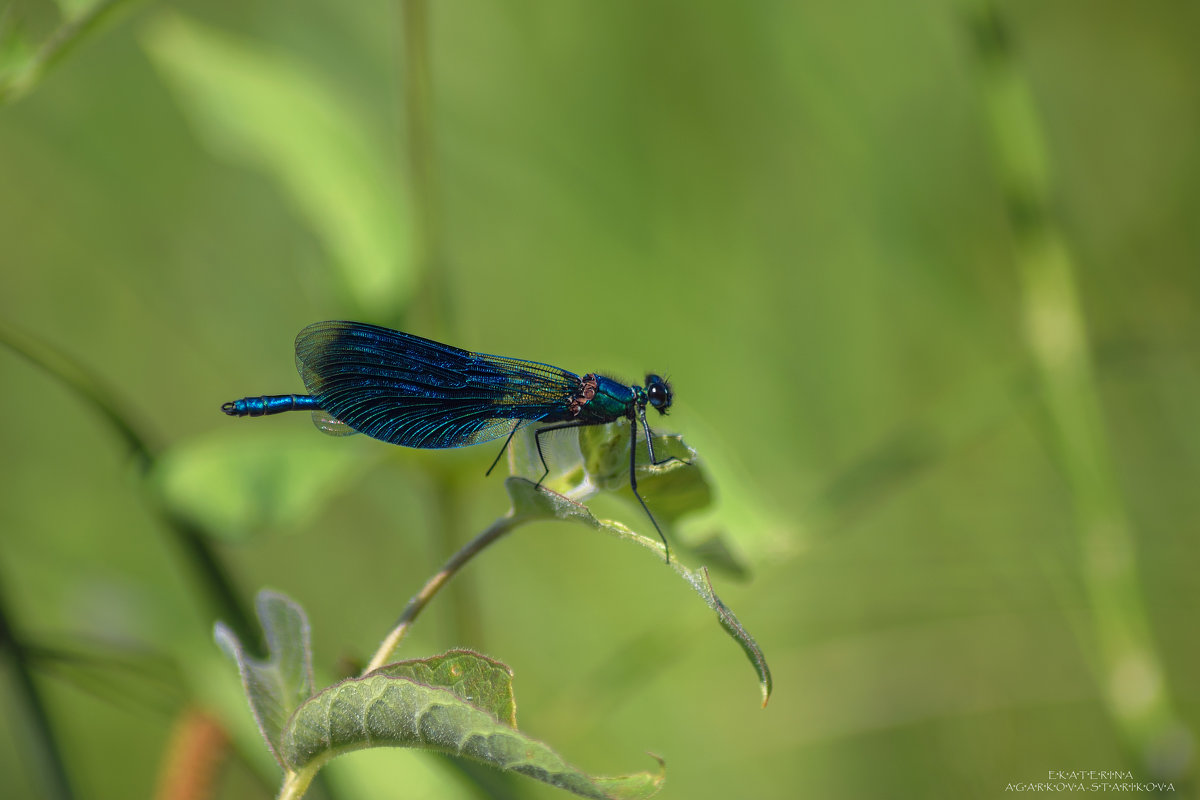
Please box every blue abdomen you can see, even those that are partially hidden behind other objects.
[222,394,319,417]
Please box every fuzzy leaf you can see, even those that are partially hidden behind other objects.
[281,670,664,799]
[215,590,314,766]
[370,650,516,727]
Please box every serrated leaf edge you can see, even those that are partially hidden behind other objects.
[503,478,772,705]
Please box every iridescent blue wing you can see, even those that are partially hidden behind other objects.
[294,321,579,449]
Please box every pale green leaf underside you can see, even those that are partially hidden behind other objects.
[282,674,664,799]
[215,590,314,766]
[517,422,745,573]
[504,477,773,706]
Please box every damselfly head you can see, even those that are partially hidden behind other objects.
[644,374,672,415]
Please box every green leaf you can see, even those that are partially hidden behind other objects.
[370,650,516,727]
[584,427,705,508]
[503,478,773,706]
[219,593,664,797]
[281,669,665,799]
[509,421,713,523]
[526,422,746,575]
[215,590,314,768]
[141,12,415,317]
[151,429,373,540]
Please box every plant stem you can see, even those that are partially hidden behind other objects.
[969,0,1192,778]
[0,570,76,800]
[0,321,256,644]
[363,510,520,674]
[277,766,318,800]
[0,0,141,106]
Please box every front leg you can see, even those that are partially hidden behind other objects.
[532,421,592,488]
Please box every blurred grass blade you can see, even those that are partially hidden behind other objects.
[0,321,258,641]
[0,318,153,461]
[28,636,185,715]
[0,0,138,106]
[506,478,772,706]
[970,0,1193,779]
[215,590,315,768]
[142,12,415,318]
[0,570,76,800]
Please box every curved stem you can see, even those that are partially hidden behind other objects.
[969,0,1187,769]
[363,510,520,674]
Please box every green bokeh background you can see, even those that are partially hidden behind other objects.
[1,1,1198,798]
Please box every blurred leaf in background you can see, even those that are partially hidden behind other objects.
[143,11,416,320]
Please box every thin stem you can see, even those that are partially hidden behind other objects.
[969,0,1190,776]
[0,571,76,800]
[0,0,141,106]
[363,510,521,674]
[0,321,256,644]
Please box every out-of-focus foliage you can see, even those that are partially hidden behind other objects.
[1,0,1198,798]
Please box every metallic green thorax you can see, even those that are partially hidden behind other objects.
[571,374,638,424]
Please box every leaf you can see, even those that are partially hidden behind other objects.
[141,12,415,317]
[685,567,773,708]
[580,424,749,575]
[511,421,715,527]
[219,594,664,797]
[504,478,773,707]
[152,429,373,540]
[578,425,699,497]
[214,590,314,767]
[281,669,665,799]
[370,650,517,727]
